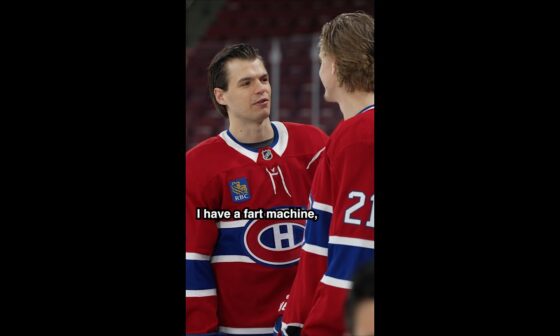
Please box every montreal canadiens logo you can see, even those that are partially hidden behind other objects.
[243,218,305,266]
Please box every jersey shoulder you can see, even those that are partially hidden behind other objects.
[330,108,374,147]
[186,135,225,162]
[280,122,329,150]
[186,135,231,184]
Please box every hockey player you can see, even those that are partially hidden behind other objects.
[278,12,375,336]
[186,43,328,336]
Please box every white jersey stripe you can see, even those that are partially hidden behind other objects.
[329,236,375,249]
[217,220,247,229]
[320,275,353,289]
[271,121,288,156]
[185,252,210,260]
[219,131,259,162]
[302,243,328,256]
[306,147,326,169]
[211,255,255,263]
[312,201,333,213]
[219,326,274,334]
[185,289,216,297]
[281,322,304,329]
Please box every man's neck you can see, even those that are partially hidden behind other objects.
[337,92,375,120]
[228,118,274,143]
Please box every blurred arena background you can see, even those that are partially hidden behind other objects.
[186,0,374,150]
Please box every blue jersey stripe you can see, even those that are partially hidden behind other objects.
[303,211,331,248]
[213,227,246,256]
[325,243,374,281]
[186,259,216,290]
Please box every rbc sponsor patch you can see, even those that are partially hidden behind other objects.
[229,177,251,203]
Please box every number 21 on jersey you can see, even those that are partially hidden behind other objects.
[344,192,374,227]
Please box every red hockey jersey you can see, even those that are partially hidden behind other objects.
[280,106,375,336]
[186,121,328,336]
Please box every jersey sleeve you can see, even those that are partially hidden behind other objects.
[281,137,375,336]
[186,154,222,335]
[302,140,375,336]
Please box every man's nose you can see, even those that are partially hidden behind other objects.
[255,81,269,94]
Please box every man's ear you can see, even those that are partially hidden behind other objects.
[214,88,226,105]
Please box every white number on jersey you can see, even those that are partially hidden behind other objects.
[344,192,374,227]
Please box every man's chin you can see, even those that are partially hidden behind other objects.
[323,93,335,103]
[254,108,271,120]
